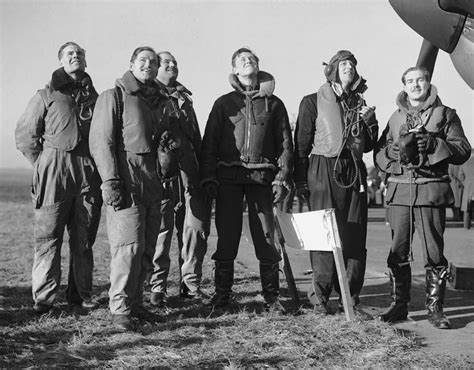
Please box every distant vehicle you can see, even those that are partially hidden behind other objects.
[366,166,383,207]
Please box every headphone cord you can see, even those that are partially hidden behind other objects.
[333,99,365,190]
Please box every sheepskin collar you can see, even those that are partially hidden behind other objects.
[49,67,95,92]
[396,85,439,113]
[229,71,275,98]
[118,70,163,96]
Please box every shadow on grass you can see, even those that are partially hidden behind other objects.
[358,275,474,329]
[0,283,111,326]
[194,354,291,368]
[0,278,305,329]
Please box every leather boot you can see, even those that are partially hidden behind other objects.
[379,264,411,323]
[260,263,286,314]
[112,314,134,331]
[307,280,330,315]
[33,302,52,314]
[207,260,234,309]
[426,266,451,329]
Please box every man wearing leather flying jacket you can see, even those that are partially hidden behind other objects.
[200,47,293,314]
[374,66,471,329]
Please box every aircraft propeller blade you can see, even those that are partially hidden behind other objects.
[416,39,439,77]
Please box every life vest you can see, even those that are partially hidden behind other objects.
[310,83,365,160]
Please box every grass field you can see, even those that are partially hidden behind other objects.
[0,168,468,368]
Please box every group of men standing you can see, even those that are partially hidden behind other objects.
[16,43,211,331]
[15,41,471,332]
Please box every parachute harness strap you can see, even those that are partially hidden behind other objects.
[333,95,364,190]
[408,170,415,264]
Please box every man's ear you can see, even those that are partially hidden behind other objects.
[232,67,238,75]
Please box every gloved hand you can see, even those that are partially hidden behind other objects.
[157,130,181,178]
[157,147,180,178]
[159,130,180,152]
[359,106,376,125]
[203,182,218,199]
[295,181,309,202]
[387,143,400,160]
[272,184,288,204]
[416,131,437,153]
[102,180,124,210]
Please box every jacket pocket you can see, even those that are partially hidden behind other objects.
[106,205,143,247]
[426,182,453,206]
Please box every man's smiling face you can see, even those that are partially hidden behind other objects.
[337,59,355,87]
[404,69,430,103]
[157,52,178,83]
[60,44,86,75]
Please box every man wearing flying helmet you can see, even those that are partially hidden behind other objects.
[294,50,378,314]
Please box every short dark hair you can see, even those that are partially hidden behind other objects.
[231,47,259,67]
[401,66,431,84]
[157,51,176,64]
[130,46,157,63]
[57,42,84,60]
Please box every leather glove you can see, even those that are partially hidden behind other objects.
[102,180,124,210]
[157,130,181,178]
[159,130,180,151]
[295,181,309,202]
[416,131,437,153]
[157,147,180,178]
[203,182,218,199]
[399,133,420,165]
[272,184,288,205]
[387,143,400,160]
[360,106,376,125]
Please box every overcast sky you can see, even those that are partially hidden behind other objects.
[1,0,472,169]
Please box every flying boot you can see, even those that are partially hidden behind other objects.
[207,260,234,309]
[260,262,286,314]
[426,266,451,329]
[379,264,411,323]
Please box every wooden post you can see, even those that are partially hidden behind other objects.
[273,207,299,302]
[273,207,355,321]
[325,209,355,321]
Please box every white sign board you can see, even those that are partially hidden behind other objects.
[274,207,355,321]
[275,208,336,251]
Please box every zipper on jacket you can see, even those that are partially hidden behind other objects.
[243,94,251,162]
